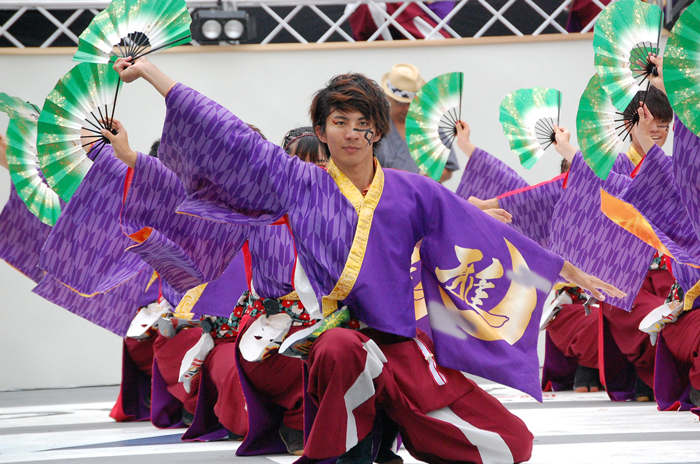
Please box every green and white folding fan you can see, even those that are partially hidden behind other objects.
[405,72,463,182]
[499,87,562,169]
[73,0,191,64]
[5,116,62,226]
[0,94,62,226]
[577,74,642,180]
[37,63,122,202]
[0,93,41,120]
[664,0,700,137]
[593,0,663,112]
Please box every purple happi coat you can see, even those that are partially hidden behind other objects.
[39,145,148,295]
[454,147,529,201]
[157,84,566,400]
[0,184,51,283]
[32,270,154,336]
[548,151,654,310]
[497,153,634,252]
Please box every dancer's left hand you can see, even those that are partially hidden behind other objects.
[101,119,138,168]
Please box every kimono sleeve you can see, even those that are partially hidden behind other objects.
[418,185,563,400]
[549,151,654,310]
[498,174,565,248]
[121,152,250,293]
[618,143,700,262]
[0,184,50,283]
[454,147,528,201]
[38,146,148,295]
[673,115,700,243]
[159,84,314,225]
[32,271,152,337]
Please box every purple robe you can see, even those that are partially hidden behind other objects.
[157,84,566,400]
[454,147,529,201]
[188,252,248,318]
[119,151,300,448]
[120,153,296,308]
[32,270,153,336]
[39,145,148,295]
[0,184,51,283]
[654,331,696,411]
[611,143,700,266]
[673,115,700,245]
[548,152,655,310]
[597,118,700,301]
[673,263,700,310]
[497,152,633,253]
[121,153,249,294]
[498,174,565,248]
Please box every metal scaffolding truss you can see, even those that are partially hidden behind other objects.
[0,0,680,48]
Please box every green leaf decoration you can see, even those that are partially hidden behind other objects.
[37,63,122,202]
[73,0,192,64]
[499,87,562,169]
[593,0,663,112]
[405,72,463,182]
[664,0,700,137]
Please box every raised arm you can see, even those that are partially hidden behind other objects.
[100,119,137,168]
[649,54,665,95]
[633,103,658,155]
[552,124,577,163]
[113,56,176,98]
[454,120,476,159]
[453,120,529,201]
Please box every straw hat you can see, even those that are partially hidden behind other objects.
[381,63,426,103]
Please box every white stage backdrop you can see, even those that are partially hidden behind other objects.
[0,34,663,390]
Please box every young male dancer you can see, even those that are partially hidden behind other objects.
[106,56,623,464]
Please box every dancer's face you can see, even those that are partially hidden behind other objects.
[316,109,380,170]
[630,117,671,153]
[648,119,671,149]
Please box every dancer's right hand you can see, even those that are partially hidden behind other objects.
[113,56,176,98]
[113,56,147,83]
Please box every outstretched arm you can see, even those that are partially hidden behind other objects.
[113,56,176,98]
[483,207,512,224]
[468,196,499,210]
[560,260,626,301]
